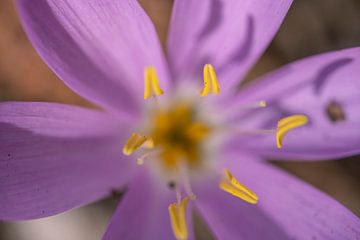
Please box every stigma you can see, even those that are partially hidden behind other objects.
[122,64,308,240]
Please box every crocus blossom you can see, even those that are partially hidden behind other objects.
[1,0,360,239]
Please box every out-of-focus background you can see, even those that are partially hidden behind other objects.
[0,0,359,239]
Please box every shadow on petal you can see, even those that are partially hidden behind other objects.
[313,57,353,94]
[197,0,224,41]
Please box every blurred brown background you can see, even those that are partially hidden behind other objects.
[0,0,359,239]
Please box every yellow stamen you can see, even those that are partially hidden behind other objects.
[122,133,148,155]
[168,197,189,240]
[200,64,220,97]
[276,114,308,148]
[143,138,155,149]
[144,66,164,99]
[219,169,258,204]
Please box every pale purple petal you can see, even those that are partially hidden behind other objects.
[17,0,171,116]
[103,169,195,240]
[0,102,136,220]
[211,153,360,240]
[226,47,360,160]
[167,0,292,92]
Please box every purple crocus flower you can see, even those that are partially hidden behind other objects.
[1,0,360,239]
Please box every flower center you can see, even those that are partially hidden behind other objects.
[123,64,221,173]
[150,103,210,169]
[122,64,309,240]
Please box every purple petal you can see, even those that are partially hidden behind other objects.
[226,47,360,160]
[209,153,360,240]
[0,102,135,220]
[167,0,292,92]
[103,170,194,240]
[16,0,171,116]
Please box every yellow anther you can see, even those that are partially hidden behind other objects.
[276,114,308,148]
[168,197,189,240]
[144,66,164,99]
[143,138,155,149]
[200,64,220,97]
[122,133,148,155]
[219,169,258,204]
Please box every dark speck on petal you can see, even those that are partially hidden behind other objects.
[326,101,346,123]
[168,181,176,189]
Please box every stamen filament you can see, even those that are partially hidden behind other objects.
[178,162,196,200]
[169,197,189,240]
[230,128,275,135]
[136,151,152,165]
[219,168,258,204]
[237,100,267,110]
[175,185,182,205]
[276,114,309,148]
[122,133,148,156]
[144,66,164,99]
[222,100,267,122]
[200,64,220,97]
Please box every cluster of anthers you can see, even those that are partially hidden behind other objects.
[122,64,308,240]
